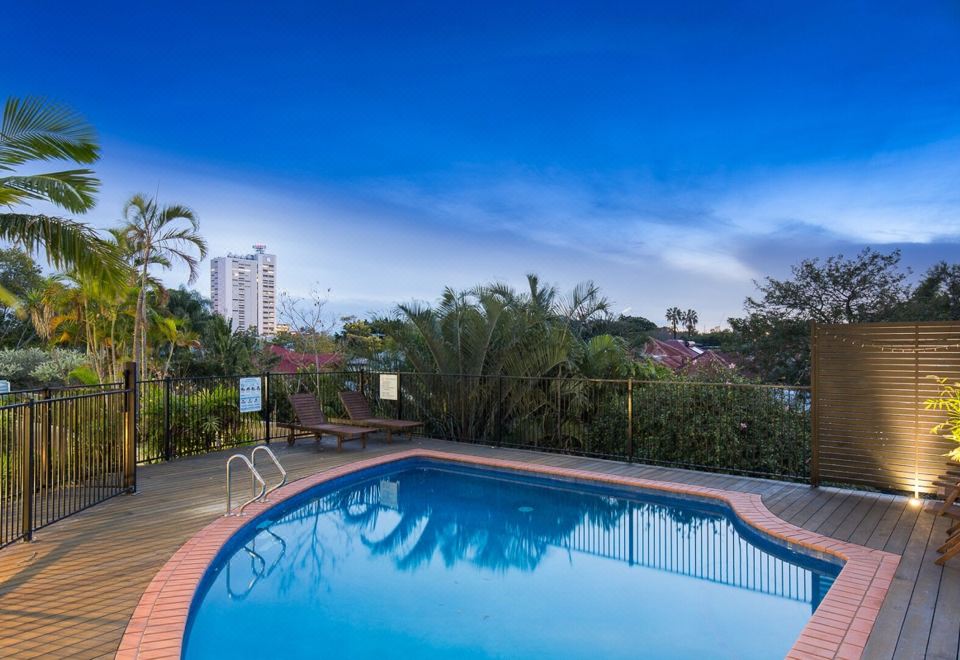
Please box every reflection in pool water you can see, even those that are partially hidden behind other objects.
[186,461,839,660]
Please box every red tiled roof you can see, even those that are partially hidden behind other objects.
[267,345,343,373]
[641,337,737,373]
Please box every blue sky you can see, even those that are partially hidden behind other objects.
[5,1,960,327]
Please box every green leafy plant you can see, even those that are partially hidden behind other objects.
[926,377,960,461]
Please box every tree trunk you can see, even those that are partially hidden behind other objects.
[133,249,151,378]
[164,341,175,377]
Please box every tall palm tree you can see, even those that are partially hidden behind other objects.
[683,309,699,336]
[0,96,123,281]
[121,193,207,375]
[665,307,683,339]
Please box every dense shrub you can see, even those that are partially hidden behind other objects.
[0,348,90,389]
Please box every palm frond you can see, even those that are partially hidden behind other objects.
[0,213,128,284]
[0,169,99,214]
[159,204,199,231]
[0,97,99,167]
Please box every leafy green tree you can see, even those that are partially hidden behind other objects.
[743,248,909,324]
[581,314,657,349]
[160,287,216,375]
[0,97,123,282]
[200,316,253,375]
[729,248,910,384]
[0,248,43,347]
[165,287,214,330]
[198,315,278,376]
[901,262,960,321]
[337,315,386,360]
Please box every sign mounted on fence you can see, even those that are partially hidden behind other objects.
[239,377,262,413]
[0,380,9,394]
[379,373,398,400]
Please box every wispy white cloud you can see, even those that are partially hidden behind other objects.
[717,139,960,244]
[360,168,759,282]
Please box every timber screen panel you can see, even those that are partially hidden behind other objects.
[813,322,960,494]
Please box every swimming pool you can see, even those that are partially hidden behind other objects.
[182,458,842,659]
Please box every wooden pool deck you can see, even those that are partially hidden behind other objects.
[0,437,957,659]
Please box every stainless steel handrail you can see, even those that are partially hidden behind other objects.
[226,454,266,516]
[250,445,287,501]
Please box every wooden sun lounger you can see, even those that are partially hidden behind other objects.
[937,524,960,566]
[935,461,960,565]
[338,390,423,443]
[278,393,377,451]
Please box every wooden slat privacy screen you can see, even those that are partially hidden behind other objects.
[811,321,960,494]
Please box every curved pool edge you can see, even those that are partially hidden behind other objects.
[115,449,900,660]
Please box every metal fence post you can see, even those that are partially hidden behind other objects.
[163,376,172,461]
[123,361,137,492]
[40,387,51,487]
[396,372,403,420]
[626,378,633,461]
[809,322,820,488]
[496,375,503,447]
[262,372,271,444]
[22,400,35,542]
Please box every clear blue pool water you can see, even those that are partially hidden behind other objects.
[184,459,840,659]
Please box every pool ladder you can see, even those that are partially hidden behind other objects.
[226,446,288,516]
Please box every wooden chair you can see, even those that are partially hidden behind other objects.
[338,390,423,443]
[934,461,960,565]
[278,393,377,451]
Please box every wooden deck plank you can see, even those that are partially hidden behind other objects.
[866,498,913,551]
[830,492,886,541]
[883,502,925,556]
[924,559,960,660]
[770,486,832,520]
[797,489,852,531]
[789,489,846,529]
[761,486,807,514]
[848,495,899,547]
[893,512,953,659]
[795,490,847,529]
[861,503,938,659]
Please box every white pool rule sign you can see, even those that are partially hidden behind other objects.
[239,377,262,413]
[379,374,398,400]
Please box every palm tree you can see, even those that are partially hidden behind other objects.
[0,96,124,281]
[152,314,199,377]
[683,309,699,336]
[665,307,683,339]
[388,275,635,446]
[20,276,68,344]
[120,193,207,375]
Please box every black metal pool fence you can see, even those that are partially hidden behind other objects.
[134,370,812,479]
[0,366,810,549]
[0,369,135,548]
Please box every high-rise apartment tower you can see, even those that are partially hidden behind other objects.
[210,244,277,336]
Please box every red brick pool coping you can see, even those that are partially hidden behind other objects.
[116,449,900,660]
